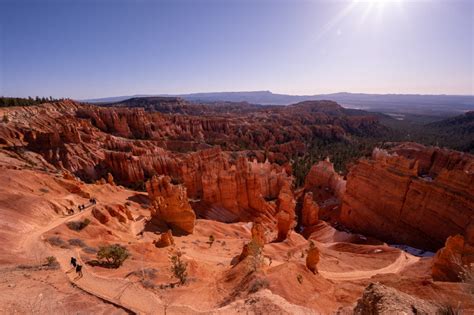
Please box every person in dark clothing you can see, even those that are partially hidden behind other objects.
[75,264,83,279]
[70,257,77,267]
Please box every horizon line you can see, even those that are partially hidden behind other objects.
[78,90,474,101]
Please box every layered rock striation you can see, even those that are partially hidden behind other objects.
[341,143,474,250]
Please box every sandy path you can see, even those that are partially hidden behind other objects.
[19,206,168,314]
[319,250,419,281]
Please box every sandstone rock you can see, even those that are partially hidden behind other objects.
[301,192,319,227]
[432,234,474,282]
[182,149,296,237]
[306,246,320,274]
[105,205,128,224]
[341,145,474,251]
[251,222,267,247]
[54,178,91,199]
[63,171,75,180]
[92,207,109,224]
[107,173,115,185]
[146,175,195,235]
[154,230,174,248]
[275,182,296,241]
[304,159,346,198]
[354,283,439,315]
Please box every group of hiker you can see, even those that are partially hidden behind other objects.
[66,198,97,215]
[69,257,83,279]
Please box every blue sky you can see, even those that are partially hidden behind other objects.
[1,0,473,99]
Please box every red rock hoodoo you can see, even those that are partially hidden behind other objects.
[146,175,196,235]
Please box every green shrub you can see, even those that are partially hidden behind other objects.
[169,249,188,285]
[45,256,59,269]
[97,244,129,268]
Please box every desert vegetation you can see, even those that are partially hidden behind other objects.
[91,244,130,268]
[169,249,188,285]
[0,96,62,107]
[66,218,91,231]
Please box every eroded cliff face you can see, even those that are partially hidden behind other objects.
[341,143,474,250]
[146,175,196,235]
[187,149,296,239]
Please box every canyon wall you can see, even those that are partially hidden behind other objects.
[340,144,474,250]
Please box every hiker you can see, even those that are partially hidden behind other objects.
[70,257,77,267]
[75,264,83,278]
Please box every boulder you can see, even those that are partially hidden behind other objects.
[306,246,320,274]
[154,230,174,248]
[354,283,439,315]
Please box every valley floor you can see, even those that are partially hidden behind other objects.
[0,154,472,314]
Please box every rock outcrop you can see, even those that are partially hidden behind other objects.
[432,231,474,282]
[92,207,110,224]
[341,144,474,250]
[304,159,346,199]
[300,192,319,227]
[146,175,196,235]
[154,230,175,248]
[306,245,320,274]
[354,283,440,315]
[275,182,296,241]
[251,222,267,247]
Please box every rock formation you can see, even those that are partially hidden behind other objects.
[154,230,175,248]
[251,222,267,247]
[92,207,110,224]
[107,173,115,185]
[146,175,196,235]
[104,204,132,224]
[300,192,319,227]
[306,243,320,274]
[341,144,474,250]
[432,231,474,282]
[275,181,296,241]
[353,283,439,315]
[306,249,320,274]
[304,159,346,199]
